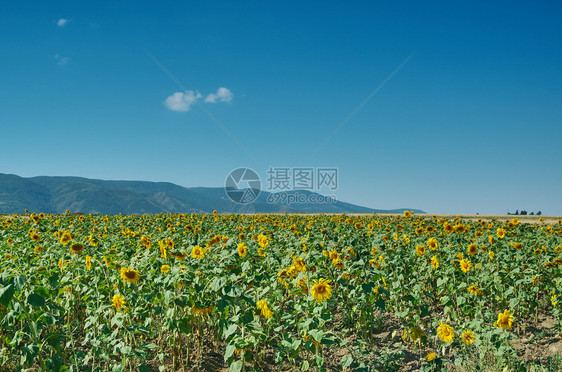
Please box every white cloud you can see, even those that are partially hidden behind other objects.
[205,87,233,103]
[165,87,234,112]
[54,54,70,66]
[164,91,202,112]
[57,18,68,27]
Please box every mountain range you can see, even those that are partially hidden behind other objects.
[0,173,425,215]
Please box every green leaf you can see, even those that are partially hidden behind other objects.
[45,333,63,353]
[120,345,132,355]
[27,293,45,307]
[210,277,227,291]
[301,360,310,371]
[223,324,238,340]
[0,284,15,307]
[224,344,236,361]
[48,274,59,289]
[291,339,302,351]
[342,355,353,368]
[361,283,374,294]
[35,286,49,298]
[230,360,242,372]
[14,275,27,291]
[308,329,324,342]
[509,298,520,308]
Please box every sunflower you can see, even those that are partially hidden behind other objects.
[467,244,478,255]
[460,259,472,273]
[416,245,426,257]
[443,222,454,233]
[293,257,307,272]
[165,238,174,249]
[30,233,41,242]
[494,309,514,330]
[437,322,454,343]
[159,242,167,260]
[161,265,171,273]
[237,243,247,257]
[256,299,273,319]
[171,251,186,260]
[60,232,72,245]
[431,256,439,269]
[496,228,506,239]
[257,234,269,248]
[328,251,339,260]
[489,251,495,261]
[427,238,438,250]
[120,267,140,284]
[112,294,126,311]
[298,278,309,294]
[140,235,151,249]
[6,238,13,245]
[310,278,333,302]
[238,232,246,240]
[488,235,495,245]
[552,294,558,306]
[332,258,344,270]
[70,244,84,254]
[461,330,475,345]
[191,245,205,259]
[467,285,479,295]
[426,352,437,362]
[85,255,92,270]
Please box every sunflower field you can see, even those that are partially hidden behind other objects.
[0,212,561,371]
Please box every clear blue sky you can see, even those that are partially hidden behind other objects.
[1,1,561,214]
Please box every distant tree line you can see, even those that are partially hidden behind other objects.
[507,210,542,216]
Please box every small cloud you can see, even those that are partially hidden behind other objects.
[205,87,233,103]
[54,54,70,66]
[57,18,69,27]
[164,91,202,112]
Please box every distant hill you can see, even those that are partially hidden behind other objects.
[0,173,425,215]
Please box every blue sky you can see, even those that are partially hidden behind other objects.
[1,1,561,214]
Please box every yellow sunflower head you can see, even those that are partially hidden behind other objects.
[493,309,514,330]
[310,278,333,302]
[437,322,454,343]
[70,243,84,254]
[120,267,140,284]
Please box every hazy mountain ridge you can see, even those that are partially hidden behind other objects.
[0,173,426,214]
